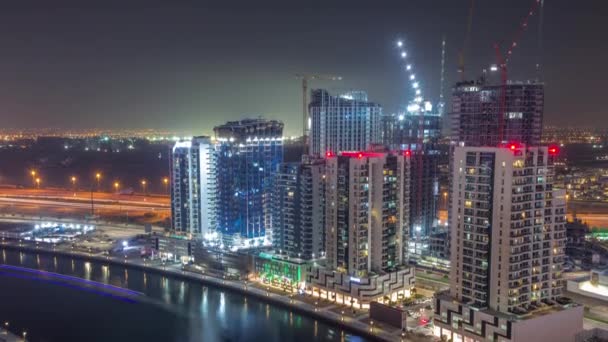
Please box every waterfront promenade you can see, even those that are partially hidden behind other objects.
[0,238,432,342]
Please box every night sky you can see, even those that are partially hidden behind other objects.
[0,0,605,136]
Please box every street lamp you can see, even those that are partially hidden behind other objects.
[30,170,37,187]
[95,172,102,191]
[141,180,147,195]
[35,178,41,189]
[90,172,101,217]
[114,181,120,193]
[163,177,169,193]
[71,176,77,192]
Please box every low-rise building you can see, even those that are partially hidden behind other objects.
[253,252,311,291]
[306,264,415,308]
[433,291,583,342]
[153,234,193,263]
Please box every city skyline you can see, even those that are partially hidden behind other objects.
[0,0,605,135]
[0,2,607,341]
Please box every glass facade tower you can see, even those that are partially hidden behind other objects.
[214,119,284,244]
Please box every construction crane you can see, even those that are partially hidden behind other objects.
[438,36,447,115]
[536,0,545,80]
[458,0,475,80]
[294,74,342,151]
[494,0,543,142]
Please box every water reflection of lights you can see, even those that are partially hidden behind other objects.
[84,262,91,280]
[200,286,208,315]
[179,281,185,305]
[162,277,170,304]
[102,265,109,283]
[219,292,225,320]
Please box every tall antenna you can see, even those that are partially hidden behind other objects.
[438,36,447,115]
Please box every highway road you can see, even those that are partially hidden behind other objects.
[0,188,168,204]
[0,196,168,212]
[0,188,169,212]
[0,188,170,226]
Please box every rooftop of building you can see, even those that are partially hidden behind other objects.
[213,118,284,141]
[326,148,411,159]
[436,291,580,322]
[313,259,414,278]
[454,77,544,90]
[253,251,316,265]
[309,88,381,107]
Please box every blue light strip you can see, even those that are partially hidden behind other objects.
[0,264,142,297]
[0,271,137,304]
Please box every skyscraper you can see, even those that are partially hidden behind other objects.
[433,144,582,341]
[214,118,284,245]
[170,136,216,235]
[383,107,441,246]
[324,151,410,275]
[309,89,381,158]
[273,156,326,260]
[447,79,544,259]
[306,150,415,308]
[450,80,543,147]
[408,149,439,240]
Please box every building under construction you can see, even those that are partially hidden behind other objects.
[382,110,441,251]
[450,79,544,147]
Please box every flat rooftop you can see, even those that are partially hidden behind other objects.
[436,291,578,322]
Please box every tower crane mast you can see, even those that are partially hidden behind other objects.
[494,0,543,143]
[458,0,475,80]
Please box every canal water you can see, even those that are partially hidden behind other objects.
[0,249,366,342]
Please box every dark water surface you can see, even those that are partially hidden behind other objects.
[0,249,365,342]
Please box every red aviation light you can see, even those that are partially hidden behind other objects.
[403,149,412,157]
[548,145,560,155]
[341,151,384,158]
[506,142,521,151]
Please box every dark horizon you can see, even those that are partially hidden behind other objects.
[0,0,605,136]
